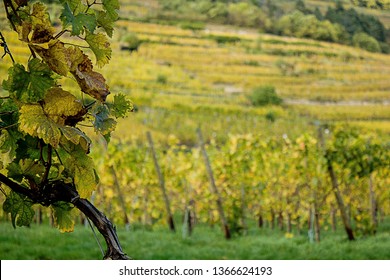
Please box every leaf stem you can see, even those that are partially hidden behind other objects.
[63,42,90,48]
[0,110,16,116]
[85,0,97,14]
[0,123,18,130]
[41,144,53,186]
[54,29,70,40]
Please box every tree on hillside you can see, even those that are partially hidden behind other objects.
[226,2,271,30]
[0,0,131,259]
[325,3,386,42]
[276,11,346,43]
[295,0,312,14]
[351,0,390,10]
[353,32,382,52]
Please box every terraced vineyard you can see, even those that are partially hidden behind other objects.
[1,0,390,142]
[1,0,390,260]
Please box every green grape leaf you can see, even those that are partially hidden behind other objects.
[19,158,46,184]
[85,32,112,67]
[0,99,19,127]
[59,0,85,13]
[0,130,18,170]
[60,126,91,152]
[52,202,76,232]
[31,40,69,76]
[61,3,97,36]
[43,87,85,125]
[109,93,134,118]
[19,104,62,148]
[69,49,110,101]
[102,0,119,20]
[92,103,117,135]
[2,58,55,103]
[2,64,30,101]
[3,191,34,228]
[96,11,114,38]
[61,145,98,198]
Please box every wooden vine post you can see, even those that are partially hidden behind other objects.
[146,131,176,232]
[196,127,231,239]
[318,127,355,241]
[110,166,130,227]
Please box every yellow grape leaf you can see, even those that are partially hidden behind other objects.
[19,104,62,148]
[43,87,85,125]
[31,40,70,76]
[52,202,76,233]
[62,146,98,198]
[85,32,112,67]
[16,21,32,42]
[65,46,86,72]
[30,3,55,43]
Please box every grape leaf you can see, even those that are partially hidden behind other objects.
[0,99,19,127]
[19,158,46,185]
[109,93,134,118]
[31,2,52,27]
[60,126,91,152]
[69,51,110,101]
[60,3,97,36]
[31,24,54,44]
[91,103,116,135]
[16,21,32,42]
[43,87,85,125]
[60,145,98,198]
[3,191,34,228]
[102,0,119,21]
[16,3,54,43]
[31,40,69,76]
[19,87,89,148]
[30,2,55,43]
[2,58,55,103]
[52,202,76,233]
[0,130,18,170]
[96,11,114,38]
[59,0,85,14]
[85,32,112,67]
[19,104,62,148]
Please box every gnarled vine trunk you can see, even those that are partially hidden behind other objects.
[0,173,129,260]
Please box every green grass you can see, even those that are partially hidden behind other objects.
[1,222,389,260]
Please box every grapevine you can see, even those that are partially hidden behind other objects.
[0,0,132,259]
[96,128,389,240]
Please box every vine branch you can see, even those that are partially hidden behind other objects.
[0,173,129,260]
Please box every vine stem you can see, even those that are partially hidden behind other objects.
[53,29,70,40]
